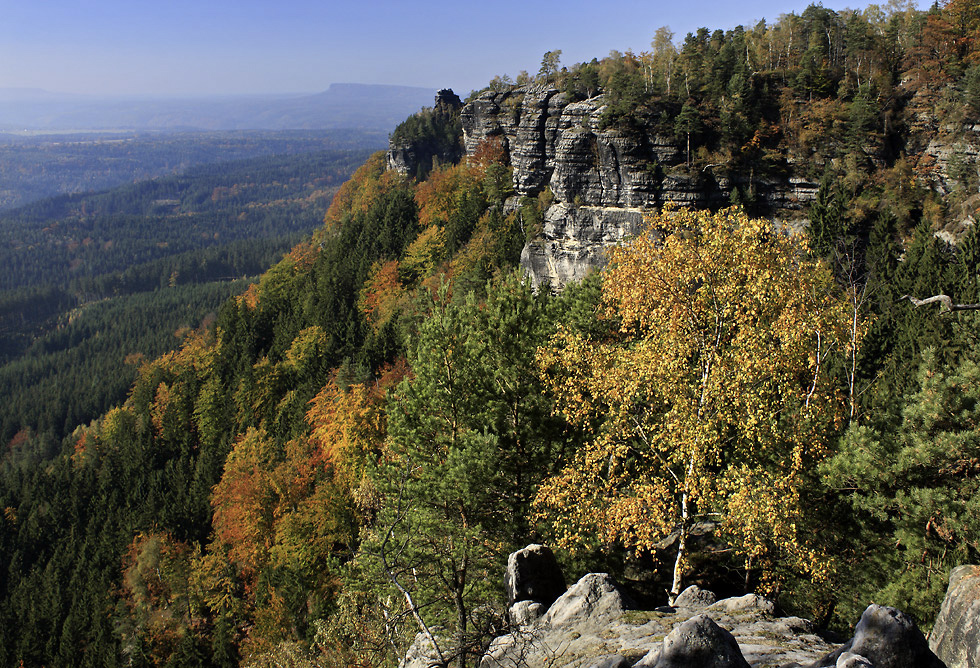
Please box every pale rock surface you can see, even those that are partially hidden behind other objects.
[929,565,980,668]
[635,614,750,668]
[508,600,546,627]
[543,573,632,628]
[479,573,835,668]
[672,585,718,610]
[400,631,444,668]
[457,83,828,289]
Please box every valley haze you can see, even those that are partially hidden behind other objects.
[0,83,438,132]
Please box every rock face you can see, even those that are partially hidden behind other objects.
[520,203,646,289]
[384,80,980,290]
[459,84,820,289]
[504,543,567,608]
[387,89,463,178]
[479,570,835,668]
[930,565,980,668]
[543,573,633,628]
[636,614,751,668]
[811,604,946,668]
[673,585,719,610]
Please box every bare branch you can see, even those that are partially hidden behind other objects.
[902,294,980,312]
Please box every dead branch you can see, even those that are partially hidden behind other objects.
[902,294,980,312]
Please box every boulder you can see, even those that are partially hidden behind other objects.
[400,631,445,668]
[673,585,718,609]
[508,600,546,626]
[810,604,946,668]
[836,652,875,668]
[635,613,751,668]
[542,573,632,628]
[707,593,776,615]
[930,565,980,668]
[504,544,566,607]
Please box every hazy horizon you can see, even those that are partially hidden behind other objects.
[1,0,928,99]
[0,82,436,101]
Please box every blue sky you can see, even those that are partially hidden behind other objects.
[0,0,927,98]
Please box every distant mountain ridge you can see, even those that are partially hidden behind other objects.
[0,83,438,131]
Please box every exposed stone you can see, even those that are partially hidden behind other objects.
[811,604,946,668]
[707,594,776,615]
[434,88,462,114]
[504,543,566,607]
[585,654,632,668]
[521,203,646,290]
[635,614,751,668]
[457,85,839,289]
[543,573,632,628]
[837,651,875,668]
[673,585,718,610]
[387,89,463,178]
[479,590,836,668]
[511,85,568,197]
[508,600,546,627]
[930,565,980,668]
[479,634,520,668]
[399,631,444,668]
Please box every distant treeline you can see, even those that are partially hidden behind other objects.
[0,129,386,211]
[0,143,375,446]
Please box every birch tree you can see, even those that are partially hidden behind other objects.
[535,207,856,601]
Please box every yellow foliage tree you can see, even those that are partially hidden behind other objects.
[535,207,856,600]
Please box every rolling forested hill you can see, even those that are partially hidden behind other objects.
[0,143,376,451]
[0,129,386,211]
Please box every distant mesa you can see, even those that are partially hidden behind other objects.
[0,83,438,132]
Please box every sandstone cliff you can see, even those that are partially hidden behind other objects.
[459,84,824,289]
[390,83,980,290]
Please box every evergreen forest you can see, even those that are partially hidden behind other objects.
[0,144,376,452]
[2,2,980,667]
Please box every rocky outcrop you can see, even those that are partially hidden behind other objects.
[635,614,751,668]
[460,84,821,289]
[542,573,633,628]
[505,543,566,608]
[930,565,980,668]
[462,544,966,668]
[479,571,836,668]
[811,604,946,668]
[520,203,646,289]
[387,89,463,178]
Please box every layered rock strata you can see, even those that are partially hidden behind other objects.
[460,84,820,289]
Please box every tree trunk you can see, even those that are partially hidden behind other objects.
[454,555,469,668]
[669,488,690,604]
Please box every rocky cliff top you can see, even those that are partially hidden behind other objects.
[402,544,977,668]
[458,84,820,289]
[386,79,980,290]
